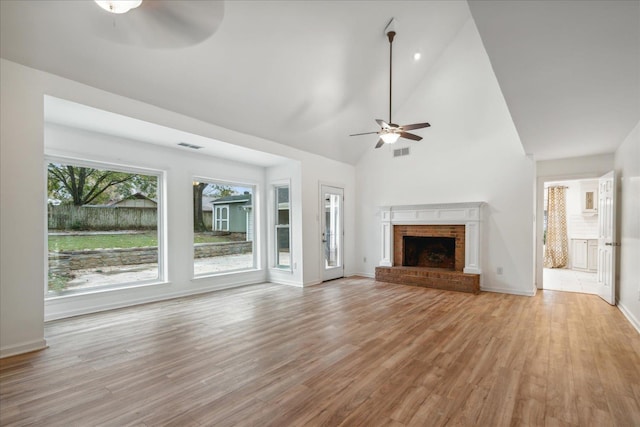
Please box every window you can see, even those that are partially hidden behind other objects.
[193,179,255,276]
[46,159,162,295]
[274,185,291,269]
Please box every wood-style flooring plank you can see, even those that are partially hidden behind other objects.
[1,277,639,426]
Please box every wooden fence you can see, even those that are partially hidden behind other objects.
[48,205,156,230]
[48,205,213,230]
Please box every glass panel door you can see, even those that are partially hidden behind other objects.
[321,185,344,281]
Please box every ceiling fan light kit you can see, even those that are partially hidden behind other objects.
[350,18,431,149]
[380,131,401,145]
[94,0,142,14]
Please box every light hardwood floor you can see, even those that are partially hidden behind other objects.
[1,277,640,426]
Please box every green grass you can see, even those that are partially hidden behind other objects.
[48,232,231,251]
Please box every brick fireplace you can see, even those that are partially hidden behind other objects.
[375,203,484,293]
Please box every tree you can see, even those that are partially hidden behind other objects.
[193,182,208,232]
[47,163,154,206]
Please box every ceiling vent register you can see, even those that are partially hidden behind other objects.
[178,142,203,149]
[393,147,410,157]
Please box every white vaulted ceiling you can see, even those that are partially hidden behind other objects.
[468,0,640,160]
[1,1,638,164]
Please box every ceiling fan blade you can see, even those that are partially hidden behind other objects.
[375,119,392,129]
[350,131,379,137]
[400,132,423,141]
[375,139,385,149]
[401,122,431,131]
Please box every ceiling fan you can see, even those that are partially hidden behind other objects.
[350,19,430,149]
[93,0,224,49]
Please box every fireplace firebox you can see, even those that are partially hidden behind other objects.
[403,236,455,269]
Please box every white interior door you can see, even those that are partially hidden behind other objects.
[597,171,617,305]
[321,185,344,281]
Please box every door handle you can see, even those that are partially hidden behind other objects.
[605,242,621,246]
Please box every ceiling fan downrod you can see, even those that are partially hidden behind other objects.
[387,28,395,125]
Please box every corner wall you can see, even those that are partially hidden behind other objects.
[0,60,47,357]
[615,121,640,333]
[355,19,535,296]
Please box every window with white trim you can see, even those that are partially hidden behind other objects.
[274,185,291,270]
[193,179,256,276]
[46,158,162,296]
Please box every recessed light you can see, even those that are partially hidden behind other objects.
[413,52,421,61]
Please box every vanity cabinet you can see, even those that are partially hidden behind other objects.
[572,239,598,272]
[587,240,598,271]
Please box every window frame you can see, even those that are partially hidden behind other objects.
[44,155,166,298]
[192,176,259,278]
[273,183,292,271]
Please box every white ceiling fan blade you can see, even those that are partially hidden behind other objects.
[93,1,224,48]
[401,122,431,131]
[375,119,392,129]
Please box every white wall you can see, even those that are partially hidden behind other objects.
[0,58,356,357]
[355,19,536,296]
[301,162,356,285]
[564,180,599,240]
[0,61,47,357]
[615,121,640,333]
[537,154,615,177]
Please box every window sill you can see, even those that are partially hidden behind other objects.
[192,267,261,281]
[45,279,169,301]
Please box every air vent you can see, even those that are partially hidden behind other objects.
[178,142,203,149]
[393,147,410,157]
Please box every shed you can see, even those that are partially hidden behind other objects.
[211,193,253,241]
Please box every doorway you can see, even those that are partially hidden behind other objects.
[321,184,344,281]
[537,171,617,304]
[541,178,598,294]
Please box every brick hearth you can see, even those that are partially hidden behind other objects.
[377,223,480,294]
[375,266,480,294]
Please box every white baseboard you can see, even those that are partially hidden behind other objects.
[303,280,323,287]
[349,272,375,278]
[480,285,536,297]
[0,338,48,359]
[270,278,304,287]
[618,301,640,335]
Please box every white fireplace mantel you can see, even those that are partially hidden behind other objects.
[379,202,486,274]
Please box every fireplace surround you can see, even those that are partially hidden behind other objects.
[375,202,485,293]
